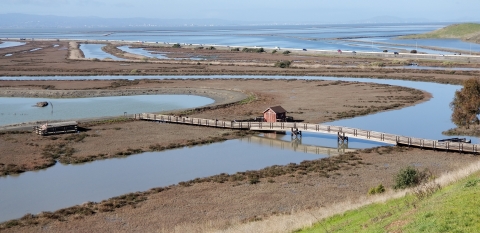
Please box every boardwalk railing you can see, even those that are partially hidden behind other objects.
[135,113,479,154]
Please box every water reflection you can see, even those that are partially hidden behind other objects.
[243,134,356,156]
[0,136,328,222]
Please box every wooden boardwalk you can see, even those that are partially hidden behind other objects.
[135,113,480,154]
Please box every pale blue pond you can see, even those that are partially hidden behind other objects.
[118,45,168,59]
[0,41,26,49]
[79,43,125,60]
[0,95,214,126]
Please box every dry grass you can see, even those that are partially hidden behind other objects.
[202,158,480,233]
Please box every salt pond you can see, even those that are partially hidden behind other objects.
[0,41,25,49]
[0,95,214,126]
[79,43,124,60]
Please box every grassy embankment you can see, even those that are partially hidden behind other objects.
[400,23,480,44]
[296,170,480,233]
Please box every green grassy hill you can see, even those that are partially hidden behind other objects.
[295,171,480,233]
[400,23,480,43]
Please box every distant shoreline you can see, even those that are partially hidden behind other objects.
[3,37,480,59]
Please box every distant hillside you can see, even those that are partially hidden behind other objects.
[400,23,480,43]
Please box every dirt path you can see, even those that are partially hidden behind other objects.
[68,42,83,59]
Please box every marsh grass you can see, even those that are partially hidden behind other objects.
[176,151,365,187]
[81,117,134,127]
[0,163,26,176]
[0,188,167,230]
[64,133,88,142]
[201,159,480,233]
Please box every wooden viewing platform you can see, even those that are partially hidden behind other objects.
[33,121,78,136]
[135,113,480,154]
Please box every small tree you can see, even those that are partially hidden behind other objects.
[450,78,480,128]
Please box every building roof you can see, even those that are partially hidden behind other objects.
[263,106,287,114]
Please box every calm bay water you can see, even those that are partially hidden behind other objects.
[4,23,477,53]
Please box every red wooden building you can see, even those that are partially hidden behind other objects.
[263,106,287,122]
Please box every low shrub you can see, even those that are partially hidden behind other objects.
[172,43,181,48]
[464,179,479,188]
[410,49,417,54]
[272,50,277,54]
[231,47,240,51]
[368,184,386,195]
[249,175,260,184]
[242,47,265,53]
[370,62,386,67]
[274,60,292,68]
[393,166,429,189]
[282,50,291,55]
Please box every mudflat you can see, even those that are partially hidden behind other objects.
[1,40,480,232]
[2,147,478,233]
[0,78,427,175]
[1,41,479,84]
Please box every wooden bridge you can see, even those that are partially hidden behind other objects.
[135,113,480,154]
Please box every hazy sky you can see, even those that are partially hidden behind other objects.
[2,0,479,22]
